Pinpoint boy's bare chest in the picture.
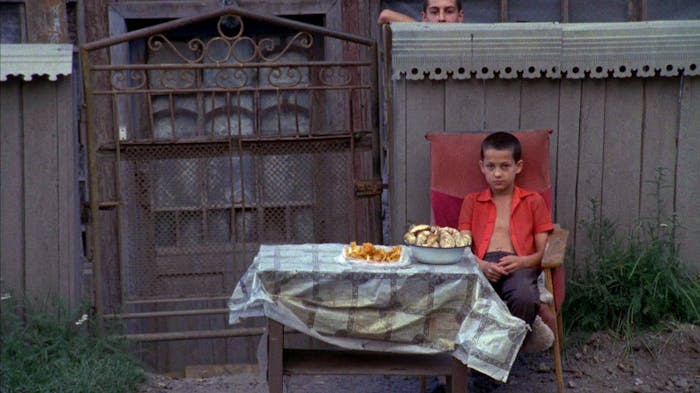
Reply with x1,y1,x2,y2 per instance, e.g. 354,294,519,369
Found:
487,197,514,252
493,199,511,231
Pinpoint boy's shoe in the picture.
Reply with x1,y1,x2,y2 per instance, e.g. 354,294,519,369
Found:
520,315,554,353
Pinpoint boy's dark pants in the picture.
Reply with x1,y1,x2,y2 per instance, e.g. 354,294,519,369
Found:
483,251,539,325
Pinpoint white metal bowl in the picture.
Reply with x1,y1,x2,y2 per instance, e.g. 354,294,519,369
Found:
406,244,468,265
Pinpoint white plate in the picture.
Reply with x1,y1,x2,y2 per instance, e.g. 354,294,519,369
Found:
335,245,411,268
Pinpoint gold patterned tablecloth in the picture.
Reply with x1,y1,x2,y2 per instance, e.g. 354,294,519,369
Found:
229,243,528,382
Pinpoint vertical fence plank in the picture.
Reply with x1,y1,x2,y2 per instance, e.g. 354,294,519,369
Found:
389,80,408,243
56,77,80,307
404,79,444,231
22,80,61,300
574,79,606,272
0,79,25,299
555,79,582,238
677,76,700,273
601,78,644,232
640,78,680,223
520,79,561,216
484,79,521,131
444,78,485,131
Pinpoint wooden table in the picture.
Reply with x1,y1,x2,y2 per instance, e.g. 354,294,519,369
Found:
229,244,528,392
267,319,468,393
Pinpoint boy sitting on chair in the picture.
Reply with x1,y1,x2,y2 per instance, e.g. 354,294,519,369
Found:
458,131,554,352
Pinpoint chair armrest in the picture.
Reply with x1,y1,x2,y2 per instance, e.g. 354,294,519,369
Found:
542,224,569,269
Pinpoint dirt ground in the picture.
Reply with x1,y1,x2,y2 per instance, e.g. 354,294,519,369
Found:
138,324,699,393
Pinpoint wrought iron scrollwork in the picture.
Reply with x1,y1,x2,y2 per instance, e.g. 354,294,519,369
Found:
145,14,314,65
111,69,147,90
258,32,313,63
213,68,249,88
319,66,352,86
158,69,197,89
267,67,304,87
148,34,207,64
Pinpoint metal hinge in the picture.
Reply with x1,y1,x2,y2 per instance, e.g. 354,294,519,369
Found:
354,180,386,198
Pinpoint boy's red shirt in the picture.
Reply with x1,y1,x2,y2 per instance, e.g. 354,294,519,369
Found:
458,186,554,259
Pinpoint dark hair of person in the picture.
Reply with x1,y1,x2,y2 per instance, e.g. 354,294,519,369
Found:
481,132,522,162
423,0,463,12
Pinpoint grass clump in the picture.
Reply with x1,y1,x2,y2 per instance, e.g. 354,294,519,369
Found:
564,169,700,338
1,297,144,393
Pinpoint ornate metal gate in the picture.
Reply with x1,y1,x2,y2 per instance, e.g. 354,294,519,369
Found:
81,6,381,368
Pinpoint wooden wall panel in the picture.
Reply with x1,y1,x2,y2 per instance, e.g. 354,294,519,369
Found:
0,79,24,299
676,77,700,274
26,0,68,43
519,79,560,215
405,79,444,231
22,80,61,299
1,77,80,307
640,78,680,221
444,78,485,131
555,79,582,236
164,303,217,371
484,79,521,130
389,80,407,243
601,79,644,231
571,79,606,271
56,77,81,305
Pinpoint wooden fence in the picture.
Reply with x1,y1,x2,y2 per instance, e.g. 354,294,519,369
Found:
389,75,700,274
0,76,84,307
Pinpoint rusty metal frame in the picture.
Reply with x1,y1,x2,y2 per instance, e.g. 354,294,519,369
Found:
81,6,381,340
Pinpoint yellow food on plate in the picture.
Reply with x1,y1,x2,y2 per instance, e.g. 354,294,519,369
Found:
344,241,402,263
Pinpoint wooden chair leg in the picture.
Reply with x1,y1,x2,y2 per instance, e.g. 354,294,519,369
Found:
420,376,426,393
557,311,565,351
545,269,565,393
550,306,564,393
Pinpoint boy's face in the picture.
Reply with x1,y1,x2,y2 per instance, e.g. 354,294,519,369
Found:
479,148,523,194
422,0,464,23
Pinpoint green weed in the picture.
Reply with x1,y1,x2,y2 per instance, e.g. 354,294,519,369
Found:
0,297,144,393
563,169,700,338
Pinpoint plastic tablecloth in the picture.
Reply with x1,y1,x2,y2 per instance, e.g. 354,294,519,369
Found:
229,243,528,382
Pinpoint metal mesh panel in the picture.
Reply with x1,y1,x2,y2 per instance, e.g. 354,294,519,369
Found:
119,141,352,299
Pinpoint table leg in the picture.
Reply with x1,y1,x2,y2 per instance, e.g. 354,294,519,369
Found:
267,319,284,393
450,358,468,393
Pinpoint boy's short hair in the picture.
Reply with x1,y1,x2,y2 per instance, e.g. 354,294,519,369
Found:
423,0,463,12
480,131,522,162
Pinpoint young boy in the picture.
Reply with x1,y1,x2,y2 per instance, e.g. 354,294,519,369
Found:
458,131,554,352
378,0,464,24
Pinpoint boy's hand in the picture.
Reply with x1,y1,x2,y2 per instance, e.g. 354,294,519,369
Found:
496,255,525,273
478,258,508,282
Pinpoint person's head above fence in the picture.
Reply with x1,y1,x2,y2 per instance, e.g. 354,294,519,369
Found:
378,0,464,24
421,0,464,23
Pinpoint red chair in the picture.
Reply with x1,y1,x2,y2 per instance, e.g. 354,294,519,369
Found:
426,129,568,393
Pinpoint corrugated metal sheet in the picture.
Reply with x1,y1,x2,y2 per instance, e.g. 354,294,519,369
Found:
0,44,72,81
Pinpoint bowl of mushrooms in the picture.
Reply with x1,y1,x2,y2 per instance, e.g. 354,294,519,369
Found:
403,224,472,265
